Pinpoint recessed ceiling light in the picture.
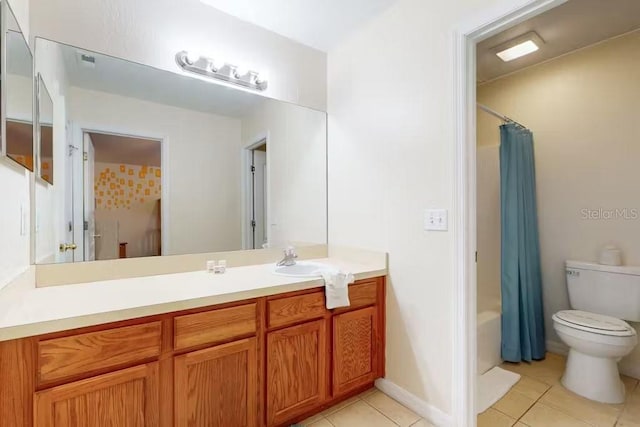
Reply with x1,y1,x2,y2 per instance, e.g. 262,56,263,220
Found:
493,32,544,62
496,40,539,61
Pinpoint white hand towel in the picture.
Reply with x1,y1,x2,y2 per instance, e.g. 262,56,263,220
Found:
320,270,355,309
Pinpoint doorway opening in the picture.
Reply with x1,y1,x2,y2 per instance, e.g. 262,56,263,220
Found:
455,0,640,425
83,131,162,261
246,139,268,250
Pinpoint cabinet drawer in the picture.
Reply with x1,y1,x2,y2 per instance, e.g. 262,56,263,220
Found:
174,303,257,351
268,292,327,329
38,322,162,384
334,280,378,313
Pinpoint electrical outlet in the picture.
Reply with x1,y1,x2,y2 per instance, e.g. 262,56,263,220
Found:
424,209,448,231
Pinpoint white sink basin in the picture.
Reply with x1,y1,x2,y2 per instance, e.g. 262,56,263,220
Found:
273,261,328,278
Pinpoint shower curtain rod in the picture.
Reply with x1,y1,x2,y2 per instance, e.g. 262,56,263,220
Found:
477,103,528,130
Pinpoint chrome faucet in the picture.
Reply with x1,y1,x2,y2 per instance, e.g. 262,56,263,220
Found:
277,246,298,267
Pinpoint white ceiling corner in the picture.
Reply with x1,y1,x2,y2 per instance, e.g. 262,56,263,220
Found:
199,0,398,51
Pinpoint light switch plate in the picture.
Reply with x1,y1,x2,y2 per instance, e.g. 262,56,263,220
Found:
424,209,448,231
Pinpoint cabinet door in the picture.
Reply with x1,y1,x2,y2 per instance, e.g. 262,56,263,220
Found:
174,338,257,427
267,319,328,426
34,362,159,427
333,307,379,396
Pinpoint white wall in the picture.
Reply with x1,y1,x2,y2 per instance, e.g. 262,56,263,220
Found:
327,0,533,417
28,0,327,111
6,74,33,122
477,30,640,378
7,0,29,40
476,145,501,313
0,0,31,290
0,164,30,289
67,87,242,256
94,161,161,259
241,100,327,248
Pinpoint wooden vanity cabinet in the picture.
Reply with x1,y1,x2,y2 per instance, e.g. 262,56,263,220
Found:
174,338,258,427
34,362,160,427
0,276,385,427
332,306,380,397
266,319,328,426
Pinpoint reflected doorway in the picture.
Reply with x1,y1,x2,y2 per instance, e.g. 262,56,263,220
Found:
249,139,267,249
83,131,162,260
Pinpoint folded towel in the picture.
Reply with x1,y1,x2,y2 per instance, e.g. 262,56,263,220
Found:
320,270,355,309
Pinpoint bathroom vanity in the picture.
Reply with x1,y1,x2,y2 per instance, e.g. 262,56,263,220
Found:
0,256,386,427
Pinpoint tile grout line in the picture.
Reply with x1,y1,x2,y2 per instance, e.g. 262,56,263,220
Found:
360,397,403,427
517,377,554,422
490,374,553,423
323,395,363,418
614,378,639,426
322,415,337,427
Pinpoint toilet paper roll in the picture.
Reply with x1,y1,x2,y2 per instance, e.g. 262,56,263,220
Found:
599,245,622,266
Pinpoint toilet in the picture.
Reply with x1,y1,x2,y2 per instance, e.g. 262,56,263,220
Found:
552,260,639,404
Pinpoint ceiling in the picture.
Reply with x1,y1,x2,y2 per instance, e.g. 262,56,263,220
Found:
48,40,268,118
199,0,397,51
477,0,640,83
90,133,162,167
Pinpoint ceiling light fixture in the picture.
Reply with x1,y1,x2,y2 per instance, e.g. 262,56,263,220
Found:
493,32,544,62
175,51,268,91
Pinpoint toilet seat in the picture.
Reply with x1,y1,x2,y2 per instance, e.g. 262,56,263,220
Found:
553,310,636,337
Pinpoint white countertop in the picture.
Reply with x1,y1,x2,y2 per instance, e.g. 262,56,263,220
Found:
0,257,386,342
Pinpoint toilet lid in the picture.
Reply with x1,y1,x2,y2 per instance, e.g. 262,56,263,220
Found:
553,310,635,336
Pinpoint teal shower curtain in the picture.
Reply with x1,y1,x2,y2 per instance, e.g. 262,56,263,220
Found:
500,123,546,362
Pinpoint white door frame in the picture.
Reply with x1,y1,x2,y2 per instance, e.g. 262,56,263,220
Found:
72,121,170,260
451,1,567,425
241,132,269,250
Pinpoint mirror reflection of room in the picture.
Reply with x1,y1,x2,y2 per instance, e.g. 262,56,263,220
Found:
4,8,33,171
86,133,162,260
37,75,54,184
34,38,327,264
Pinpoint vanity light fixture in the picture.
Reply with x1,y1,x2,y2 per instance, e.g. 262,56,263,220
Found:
493,32,544,62
175,51,268,91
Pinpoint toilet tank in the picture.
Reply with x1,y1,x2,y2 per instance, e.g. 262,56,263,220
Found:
566,260,640,322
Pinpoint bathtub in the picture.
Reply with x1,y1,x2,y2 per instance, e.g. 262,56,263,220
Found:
478,309,502,374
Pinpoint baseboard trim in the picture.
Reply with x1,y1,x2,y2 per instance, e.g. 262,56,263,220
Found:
375,378,453,427
621,364,640,380
546,339,568,356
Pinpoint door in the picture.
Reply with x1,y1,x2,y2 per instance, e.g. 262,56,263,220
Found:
267,319,327,426
251,149,267,249
174,338,257,427
58,133,75,263
34,363,159,427
332,307,379,396
83,133,96,261
95,219,119,260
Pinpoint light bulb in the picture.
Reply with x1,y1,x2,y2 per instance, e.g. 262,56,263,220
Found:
234,66,247,79
185,51,200,65
256,72,268,84
210,59,224,72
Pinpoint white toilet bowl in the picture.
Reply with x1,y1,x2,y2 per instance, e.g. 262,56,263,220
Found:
553,310,637,404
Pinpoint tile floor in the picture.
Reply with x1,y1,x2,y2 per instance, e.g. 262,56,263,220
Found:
298,388,433,427
298,352,640,427
479,352,640,427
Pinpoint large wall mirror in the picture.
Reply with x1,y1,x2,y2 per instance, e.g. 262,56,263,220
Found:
2,2,33,171
34,38,327,264
37,74,54,184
